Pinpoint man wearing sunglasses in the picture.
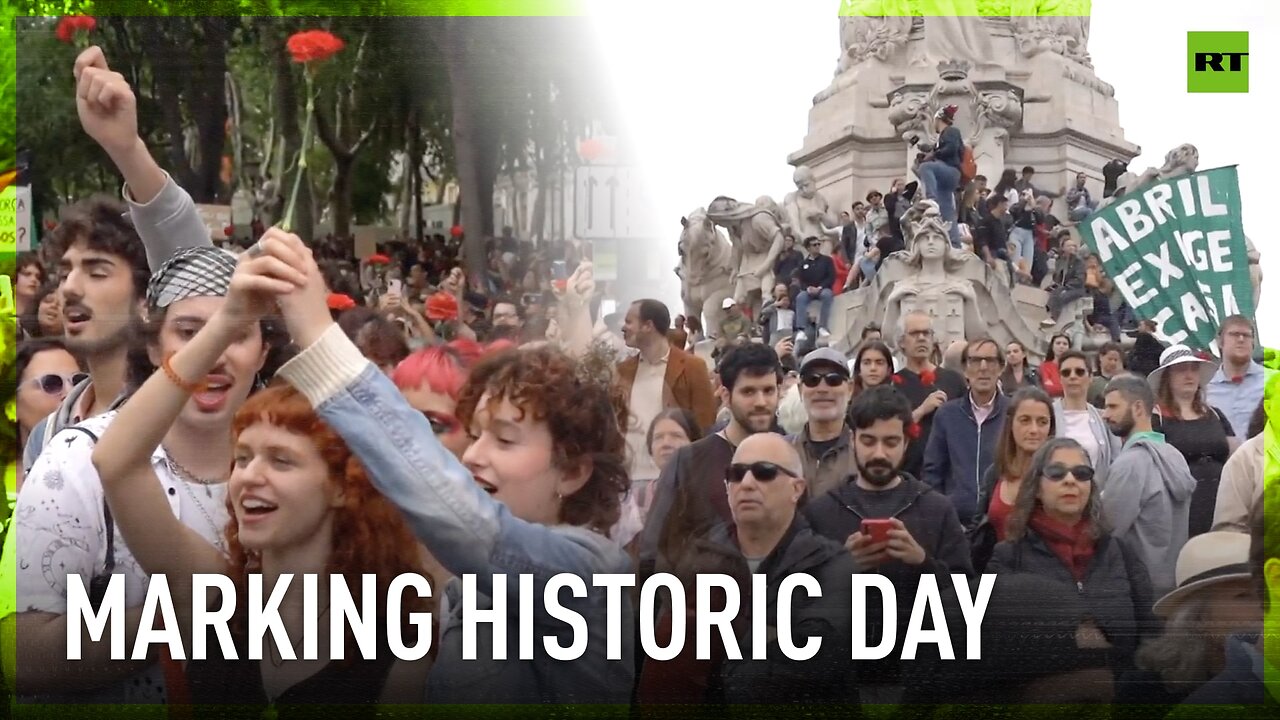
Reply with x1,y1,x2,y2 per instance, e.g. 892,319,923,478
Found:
717,433,858,704
805,386,972,705
1100,375,1196,597
790,348,857,498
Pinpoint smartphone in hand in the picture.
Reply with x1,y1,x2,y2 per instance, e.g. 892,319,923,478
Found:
861,519,895,545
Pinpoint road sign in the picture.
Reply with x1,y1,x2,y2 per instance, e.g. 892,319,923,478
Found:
573,165,651,240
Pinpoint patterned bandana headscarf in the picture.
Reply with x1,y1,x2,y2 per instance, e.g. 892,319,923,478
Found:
146,246,238,314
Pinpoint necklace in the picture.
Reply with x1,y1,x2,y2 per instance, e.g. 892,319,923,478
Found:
163,449,224,498
177,477,227,556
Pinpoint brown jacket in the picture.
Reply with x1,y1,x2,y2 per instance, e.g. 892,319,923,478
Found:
617,346,717,431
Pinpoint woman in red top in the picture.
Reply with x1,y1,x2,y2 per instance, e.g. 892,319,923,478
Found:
1040,333,1071,397
970,387,1055,570
832,250,850,294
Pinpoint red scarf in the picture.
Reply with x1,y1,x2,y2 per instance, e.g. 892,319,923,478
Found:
1028,508,1095,582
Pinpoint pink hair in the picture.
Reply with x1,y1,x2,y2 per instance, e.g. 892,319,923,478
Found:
392,339,515,398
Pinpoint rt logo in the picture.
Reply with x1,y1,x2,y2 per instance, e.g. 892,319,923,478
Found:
1188,31,1249,93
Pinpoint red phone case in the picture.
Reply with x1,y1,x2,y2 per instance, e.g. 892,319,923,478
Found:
861,519,894,543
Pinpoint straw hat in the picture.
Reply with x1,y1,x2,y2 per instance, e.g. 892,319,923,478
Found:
1146,344,1218,391
1153,531,1253,617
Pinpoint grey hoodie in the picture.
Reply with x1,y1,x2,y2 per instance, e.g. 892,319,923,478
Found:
1100,435,1196,598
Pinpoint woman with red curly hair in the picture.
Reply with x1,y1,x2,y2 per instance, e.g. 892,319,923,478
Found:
257,231,635,703
90,230,430,709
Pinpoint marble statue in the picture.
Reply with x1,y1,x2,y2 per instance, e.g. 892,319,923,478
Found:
784,166,839,254
837,13,912,74
911,12,997,68
705,195,788,316
826,200,1095,359
1010,0,1093,67
677,208,735,339
883,201,985,346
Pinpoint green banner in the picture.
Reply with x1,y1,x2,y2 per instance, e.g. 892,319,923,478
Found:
1077,165,1253,352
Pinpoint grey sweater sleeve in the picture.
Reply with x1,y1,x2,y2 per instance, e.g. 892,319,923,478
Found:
122,172,212,271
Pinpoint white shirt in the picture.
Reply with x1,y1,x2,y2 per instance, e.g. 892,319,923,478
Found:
9,411,229,704
625,348,670,481
1061,408,1102,468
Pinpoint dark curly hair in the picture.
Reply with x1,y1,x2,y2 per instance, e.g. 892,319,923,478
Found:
454,345,630,535
46,196,149,300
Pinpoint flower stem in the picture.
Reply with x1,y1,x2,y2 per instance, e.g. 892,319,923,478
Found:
281,71,315,234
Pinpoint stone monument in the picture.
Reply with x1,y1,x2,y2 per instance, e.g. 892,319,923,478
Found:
676,208,735,338
704,195,789,318
829,200,1093,359
783,165,840,254
799,3,1137,223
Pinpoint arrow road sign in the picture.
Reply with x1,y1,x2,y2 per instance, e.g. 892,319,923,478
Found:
574,165,652,240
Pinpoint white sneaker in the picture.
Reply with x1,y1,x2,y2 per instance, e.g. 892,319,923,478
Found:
818,328,830,338
795,330,808,344
1040,318,1057,328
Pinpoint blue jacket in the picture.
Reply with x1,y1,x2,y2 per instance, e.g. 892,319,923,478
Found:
922,393,1008,523
277,325,635,704
935,125,964,168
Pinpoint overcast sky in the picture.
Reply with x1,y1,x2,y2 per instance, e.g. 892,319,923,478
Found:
586,0,1275,343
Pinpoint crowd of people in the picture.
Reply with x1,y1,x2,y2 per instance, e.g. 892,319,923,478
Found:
0,46,1276,716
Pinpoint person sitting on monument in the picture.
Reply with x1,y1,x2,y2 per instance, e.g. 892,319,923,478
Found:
915,105,964,246
1085,253,1123,342
1042,234,1088,328
793,236,835,343
772,234,803,297
1014,165,1065,202
973,194,1019,286
1067,171,1099,222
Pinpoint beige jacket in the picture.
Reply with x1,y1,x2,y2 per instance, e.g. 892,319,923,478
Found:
1211,433,1265,533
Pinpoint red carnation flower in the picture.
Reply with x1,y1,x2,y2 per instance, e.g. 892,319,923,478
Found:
920,369,936,387
449,225,463,238
55,15,96,44
326,293,356,311
223,225,235,237
891,374,904,386
367,253,392,266
286,30,345,64
907,422,922,440
44,219,57,231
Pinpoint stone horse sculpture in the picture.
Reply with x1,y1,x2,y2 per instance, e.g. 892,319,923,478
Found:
676,208,735,338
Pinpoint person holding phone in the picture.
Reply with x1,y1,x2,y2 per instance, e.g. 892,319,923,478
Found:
805,385,973,704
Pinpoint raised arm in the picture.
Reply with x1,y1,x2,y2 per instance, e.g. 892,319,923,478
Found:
268,238,623,595
75,46,210,269
91,233,306,581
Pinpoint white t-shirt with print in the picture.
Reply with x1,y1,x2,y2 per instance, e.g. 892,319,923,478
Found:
9,411,229,704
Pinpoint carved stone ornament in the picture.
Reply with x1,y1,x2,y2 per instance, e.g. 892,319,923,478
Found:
837,14,912,75
887,61,1023,143
1010,11,1092,68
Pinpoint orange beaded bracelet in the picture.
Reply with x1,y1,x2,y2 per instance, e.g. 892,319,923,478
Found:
161,352,208,394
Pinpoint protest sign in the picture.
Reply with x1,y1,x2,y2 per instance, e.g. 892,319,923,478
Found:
0,185,33,253
1077,166,1252,351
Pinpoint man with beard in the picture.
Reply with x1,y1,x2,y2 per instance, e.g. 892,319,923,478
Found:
24,47,211,469
923,337,1009,524
805,385,972,705
1100,375,1196,597
640,343,782,580
790,348,857,498
894,311,967,480
617,298,717,484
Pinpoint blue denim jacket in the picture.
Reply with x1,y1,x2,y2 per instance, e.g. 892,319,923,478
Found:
278,325,635,703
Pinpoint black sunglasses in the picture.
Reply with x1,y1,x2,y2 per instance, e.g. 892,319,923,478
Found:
1043,463,1095,483
27,372,88,395
422,410,460,436
802,372,847,388
726,462,799,484
1060,367,1090,378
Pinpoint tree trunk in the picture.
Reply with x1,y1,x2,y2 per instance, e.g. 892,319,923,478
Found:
192,17,230,203
431,18,489,286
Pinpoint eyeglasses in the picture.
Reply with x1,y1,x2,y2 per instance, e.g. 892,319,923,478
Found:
1060,367,1090,378
1224,331,1254,341
1043,463,1095,483
422,410,460,436
725,462,799,484
802,372,847,388
25,373,88,395
965,356,1001,367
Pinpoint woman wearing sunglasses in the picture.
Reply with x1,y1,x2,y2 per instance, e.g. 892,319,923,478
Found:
13,340,85,478
989,437,1159,700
